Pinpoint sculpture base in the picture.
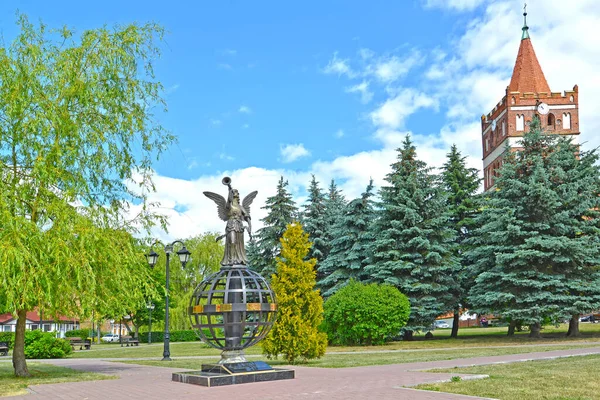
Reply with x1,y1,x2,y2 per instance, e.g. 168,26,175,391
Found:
172,361,294,387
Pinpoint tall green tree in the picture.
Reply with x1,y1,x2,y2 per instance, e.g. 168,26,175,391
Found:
0,15,173,376
301,175,328,265
467,117,600,337
441,145,481,338
248,176,297,278
319,180,376,296
366,136,458,337
261,222,327,364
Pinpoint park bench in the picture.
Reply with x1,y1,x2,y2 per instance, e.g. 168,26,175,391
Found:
122,335,140,347
0,341,8,356
66,337,91,350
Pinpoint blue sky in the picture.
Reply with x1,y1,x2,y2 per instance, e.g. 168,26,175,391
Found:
1,0,598,239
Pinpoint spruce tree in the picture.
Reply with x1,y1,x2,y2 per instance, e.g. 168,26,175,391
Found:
248,176,297,278
317,180,347,282
366,135,459,336
301,175,328,265
319,179,376,297
467,117,600,337
261,222,327,364
441,145,481,338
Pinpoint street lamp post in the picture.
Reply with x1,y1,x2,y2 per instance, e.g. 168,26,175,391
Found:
146,240,191,361
146,302,155,345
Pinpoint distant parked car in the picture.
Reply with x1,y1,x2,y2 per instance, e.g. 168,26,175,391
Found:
433,320,450,329
579,315,596,323
101,334,120,343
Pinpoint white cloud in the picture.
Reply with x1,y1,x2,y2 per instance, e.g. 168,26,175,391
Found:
280,143,311,163
424,0,485,11
239,105,252,114
242,124,250,129
210,119,222,126
322,52,357,78
370,89,437,129
335,129,344,138
218,63,233,70
221,49,237,56
219,153,235,161
345,80,373,103
367,52,423,83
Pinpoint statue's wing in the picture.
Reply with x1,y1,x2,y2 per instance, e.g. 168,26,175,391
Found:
203,191,228,221
242,191,258,217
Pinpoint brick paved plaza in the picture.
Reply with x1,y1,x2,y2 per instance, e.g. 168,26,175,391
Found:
4,346,600,400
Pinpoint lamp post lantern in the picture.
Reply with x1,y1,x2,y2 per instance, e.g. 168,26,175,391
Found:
146,241,191,361
146,302,155,345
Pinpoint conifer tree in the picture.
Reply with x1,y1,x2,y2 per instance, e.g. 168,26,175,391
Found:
261,222,327,364
319,180,376,296
441,145,481,338
366,135,459,337
467,117,600,337
248,176,297,278
301,175,328,265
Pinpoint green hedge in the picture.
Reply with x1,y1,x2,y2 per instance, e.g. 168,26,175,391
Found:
24,330,72,359
65,329,93,338
0,332,15,349
138,330,201,343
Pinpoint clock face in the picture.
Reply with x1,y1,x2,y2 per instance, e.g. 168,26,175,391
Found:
537,102,549,115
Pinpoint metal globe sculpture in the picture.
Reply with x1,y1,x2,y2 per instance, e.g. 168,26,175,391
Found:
189,267,277,353
189,177,277,364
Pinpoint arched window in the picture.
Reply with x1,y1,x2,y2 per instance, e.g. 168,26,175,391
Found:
563,112,571,129
569,95,574,102
511,96,516,105
516,114,524,131
547,113,555,128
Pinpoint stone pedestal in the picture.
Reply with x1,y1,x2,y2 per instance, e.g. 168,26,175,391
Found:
172,361,295,387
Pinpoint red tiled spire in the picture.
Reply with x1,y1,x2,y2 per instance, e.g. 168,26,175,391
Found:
508,5,551,94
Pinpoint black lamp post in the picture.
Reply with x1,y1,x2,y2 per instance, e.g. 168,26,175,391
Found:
146,302,155,345
146,240,191,361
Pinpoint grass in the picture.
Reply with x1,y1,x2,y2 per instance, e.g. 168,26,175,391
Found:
415,354,600,400
119,344,597,369
68,323,600,359
0,363,114,397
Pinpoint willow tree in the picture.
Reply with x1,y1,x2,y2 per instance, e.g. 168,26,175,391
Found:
0,15,173,376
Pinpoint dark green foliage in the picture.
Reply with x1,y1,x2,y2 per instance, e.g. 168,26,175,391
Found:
138,330,201,343
249,176,298,278
301,175,328,265
322,281,410,345
467,117,600,327
441,144,481,336
0,332,15,349
24,331,72,359
64,329,92,338
319,180,376,296
366,135,459,331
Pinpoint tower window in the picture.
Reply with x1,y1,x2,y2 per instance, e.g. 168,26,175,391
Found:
502,121,506,136
570,95,574,102
563,112,571,129
511,96,516,105
516,114,524,131
547,113,555,128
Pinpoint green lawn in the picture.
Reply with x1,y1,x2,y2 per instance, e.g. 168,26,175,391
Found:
415,354,600,400
68,323,600,359
119,344,597,369
0,363,114,397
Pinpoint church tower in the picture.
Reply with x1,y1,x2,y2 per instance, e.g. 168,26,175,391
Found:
481,6,580,191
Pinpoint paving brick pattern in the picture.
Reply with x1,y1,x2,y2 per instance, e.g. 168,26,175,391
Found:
5,346,600,400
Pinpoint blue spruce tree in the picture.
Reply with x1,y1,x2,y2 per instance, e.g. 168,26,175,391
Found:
319,179,376,297
366,135,459,338
467,117,600,338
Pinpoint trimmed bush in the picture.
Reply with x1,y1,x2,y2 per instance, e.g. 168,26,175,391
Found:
0,332,15,349
24,330,72,359
65,328,92,338
138,330,201,343
323,281,411,345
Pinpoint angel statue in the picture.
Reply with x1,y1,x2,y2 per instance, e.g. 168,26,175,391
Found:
204,177,258,266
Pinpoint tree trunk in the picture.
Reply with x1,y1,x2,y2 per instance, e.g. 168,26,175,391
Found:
134,325,139,339
450,308,460,338
566,314,580,337
529,322,542,338
507,320,516,336
403,330,414,341
12,309,30,377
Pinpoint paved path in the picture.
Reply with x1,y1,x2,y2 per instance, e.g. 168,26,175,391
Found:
6,346,600,400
